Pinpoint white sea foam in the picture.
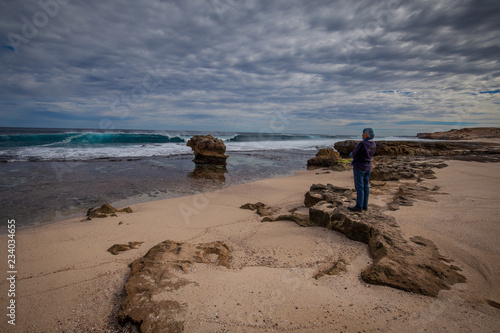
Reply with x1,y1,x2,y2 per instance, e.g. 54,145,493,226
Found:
0,128,419,162
1,139,343,162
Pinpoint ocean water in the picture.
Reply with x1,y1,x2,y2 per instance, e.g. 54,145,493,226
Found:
0,127,416,231
0,127,349,231
0,128,346,162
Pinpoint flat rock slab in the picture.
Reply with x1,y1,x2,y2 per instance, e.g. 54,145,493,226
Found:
119,240,231,332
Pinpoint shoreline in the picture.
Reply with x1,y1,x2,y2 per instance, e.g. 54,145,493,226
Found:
4,136,500,233
0,150,316,232
1,157,499,332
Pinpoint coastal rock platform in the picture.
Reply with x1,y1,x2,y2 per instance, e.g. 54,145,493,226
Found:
239,169,466,298
334,140,500,159
417,127,500,140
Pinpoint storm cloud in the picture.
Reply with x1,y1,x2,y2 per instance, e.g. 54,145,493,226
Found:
1,0,499,135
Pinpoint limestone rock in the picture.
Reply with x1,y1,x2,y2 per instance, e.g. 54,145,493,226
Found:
240,202,265,211
304,183,354,208
261,212,311,227
417,127,500,140
370,163,418,181
370,158,446,181
334,140,500,158
240,202,279,217
86,204,133,219
107,241,144,255
119,240,231,332
387,184,440,211
186,135,228,165
307,148,340,167
306,184,466,297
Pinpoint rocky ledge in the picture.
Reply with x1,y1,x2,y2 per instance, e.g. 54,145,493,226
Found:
186,135,228,166
241,181,465,297
304,184,466,297
334,140,500,158
370,158,447,181
240,159,466,297
417,127,500,140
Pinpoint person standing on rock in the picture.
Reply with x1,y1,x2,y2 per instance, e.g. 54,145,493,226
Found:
348,128,376,212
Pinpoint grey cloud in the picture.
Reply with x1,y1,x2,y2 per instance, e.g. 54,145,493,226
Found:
0,0,498,134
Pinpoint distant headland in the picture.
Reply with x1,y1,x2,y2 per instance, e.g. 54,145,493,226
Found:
417,127,500,140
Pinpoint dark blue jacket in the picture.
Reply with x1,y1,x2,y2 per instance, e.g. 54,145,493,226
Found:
351,139,376,171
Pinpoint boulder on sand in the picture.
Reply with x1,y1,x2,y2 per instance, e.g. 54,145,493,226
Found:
187,135,228,165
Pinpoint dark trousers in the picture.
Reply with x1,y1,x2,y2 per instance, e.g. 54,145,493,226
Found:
353,168,370,209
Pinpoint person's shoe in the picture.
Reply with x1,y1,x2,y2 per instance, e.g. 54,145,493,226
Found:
348,206,362,212
362,207,368,211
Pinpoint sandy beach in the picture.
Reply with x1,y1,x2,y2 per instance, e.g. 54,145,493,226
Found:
2,0,499,329
1,158,499,332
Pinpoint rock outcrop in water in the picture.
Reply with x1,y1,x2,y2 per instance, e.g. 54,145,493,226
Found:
305,184,466,297
307,148,338,166
307,148,351,171
186,135,228,166
417,127,500,140
119,240,231,333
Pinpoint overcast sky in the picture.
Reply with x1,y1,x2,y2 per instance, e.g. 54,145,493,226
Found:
1,0,499,136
